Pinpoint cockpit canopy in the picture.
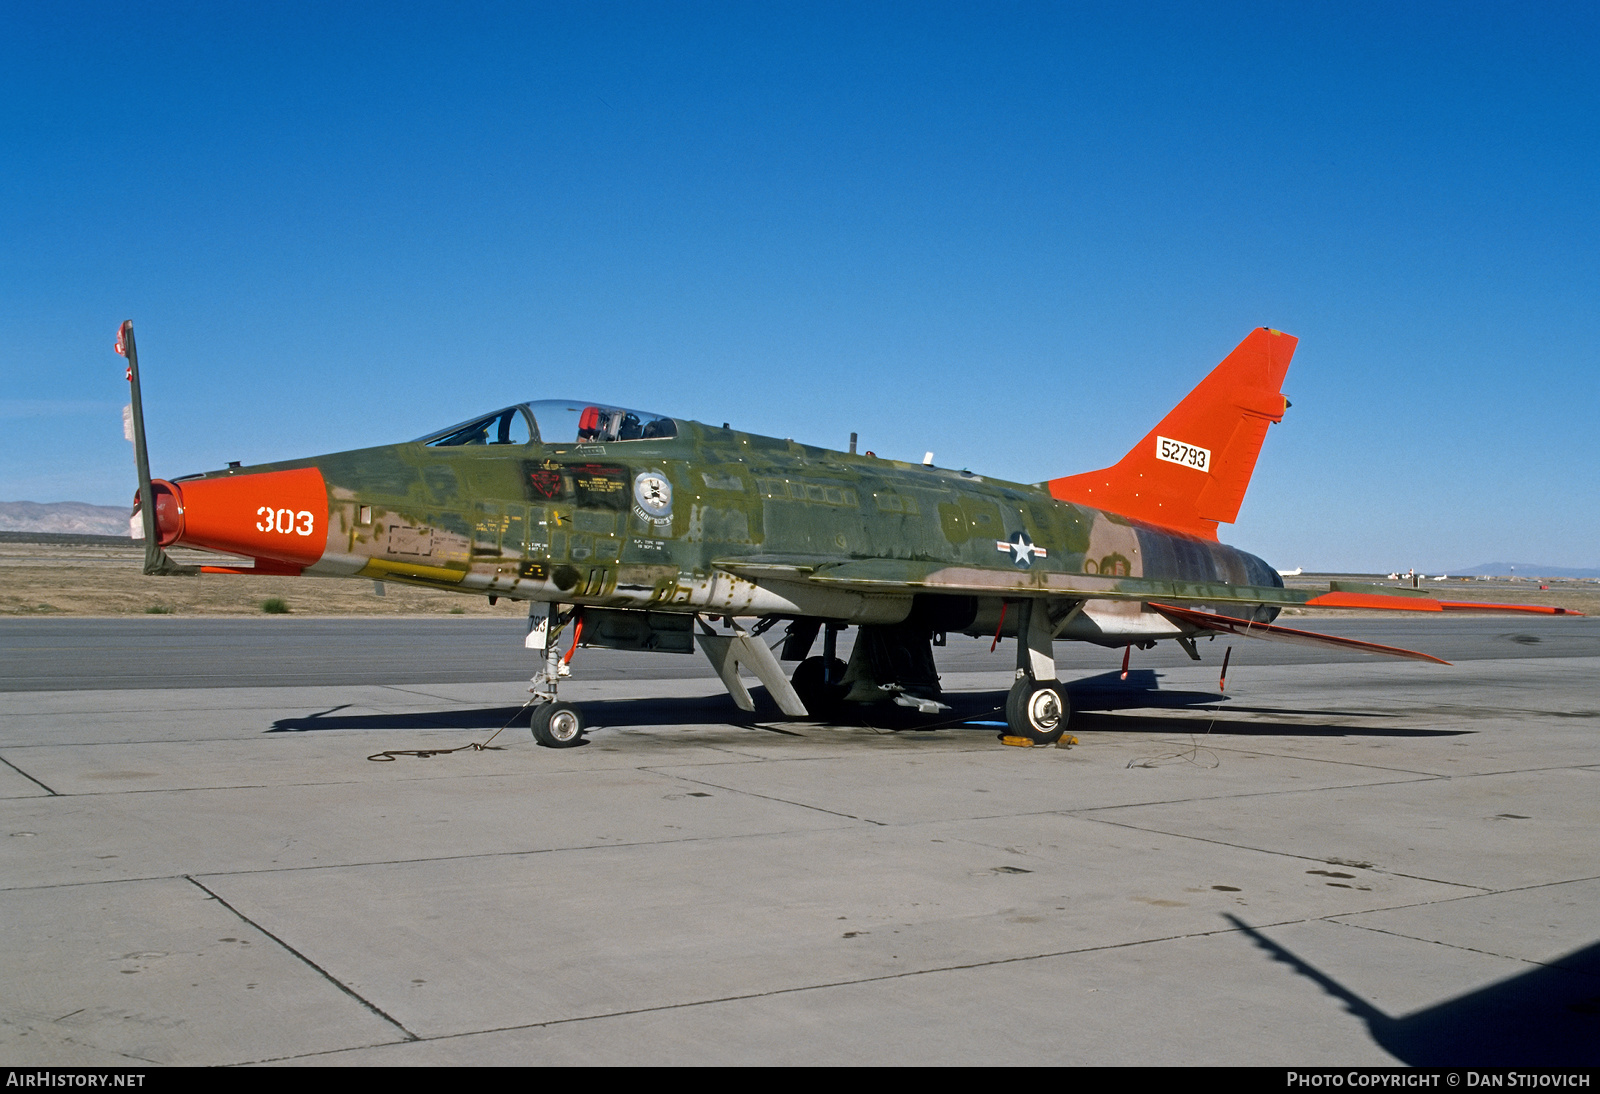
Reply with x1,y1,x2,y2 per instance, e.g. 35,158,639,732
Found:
416,400,678,448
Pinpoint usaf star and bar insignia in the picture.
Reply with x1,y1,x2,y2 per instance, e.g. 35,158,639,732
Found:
996,530,1047,568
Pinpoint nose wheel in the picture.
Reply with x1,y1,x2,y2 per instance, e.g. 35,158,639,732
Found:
527,605,588,747
1005,679,1069,744
531,701,586,748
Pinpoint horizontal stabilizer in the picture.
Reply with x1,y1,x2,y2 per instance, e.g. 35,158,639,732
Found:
1150,603,1449,663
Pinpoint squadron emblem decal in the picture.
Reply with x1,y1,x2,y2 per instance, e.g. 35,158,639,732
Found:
523,462,564,499
997,530,1047,568
633,470,673,526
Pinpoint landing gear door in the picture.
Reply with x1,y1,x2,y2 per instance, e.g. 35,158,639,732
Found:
526,605,550,650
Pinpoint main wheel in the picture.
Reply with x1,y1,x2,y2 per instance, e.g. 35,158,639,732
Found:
1004,679,1069,744
791,656,848,718
531,701,586,747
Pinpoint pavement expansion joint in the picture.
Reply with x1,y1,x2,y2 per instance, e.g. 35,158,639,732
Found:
1334,866,1496,892
1069,816,1495,892
1192,743,1458,779
1331,919,1568,968
171,826,849,883
1484,872,1600,893
5,826,841,892
376,684,519,704
0,752,58,794
1350,871,1600,902
659,774,891,825
1441,761,1600,777
184,874,419,1042
237,1038,416,1068
318,923,1259,1053
1063,773,1447,815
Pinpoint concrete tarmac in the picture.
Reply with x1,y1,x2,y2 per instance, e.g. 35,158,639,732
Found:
2,617,1597,1065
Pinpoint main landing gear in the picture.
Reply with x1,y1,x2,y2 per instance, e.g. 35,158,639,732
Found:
527,604,588,748
1006,679,1068,743
1004,599,1071,745
788,620,848,718
520,600,1072,746
781,618,948,718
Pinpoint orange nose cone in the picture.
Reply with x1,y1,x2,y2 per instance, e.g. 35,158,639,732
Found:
157,467,329,566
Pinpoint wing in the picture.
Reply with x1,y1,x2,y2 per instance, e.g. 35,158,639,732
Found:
716,558,1578,613
1149,602,1450,663
713,558,1580,662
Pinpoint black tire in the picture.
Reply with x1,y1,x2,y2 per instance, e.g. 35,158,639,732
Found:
531,701,586,748
1004,679,1069,744
791,656,848,718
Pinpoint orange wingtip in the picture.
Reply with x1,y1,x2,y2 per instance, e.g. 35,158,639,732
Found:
1437,602,1583,615
1304,592,1443,611
1303,592,1582,615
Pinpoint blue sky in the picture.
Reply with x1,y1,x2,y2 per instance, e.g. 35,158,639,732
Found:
2,2,1595,571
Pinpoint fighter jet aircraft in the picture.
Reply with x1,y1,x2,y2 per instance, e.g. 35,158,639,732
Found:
118,324,1576,747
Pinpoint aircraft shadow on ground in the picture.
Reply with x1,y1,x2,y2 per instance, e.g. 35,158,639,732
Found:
1227,916,1600,1066
266,669,1462,739
268,695,754,734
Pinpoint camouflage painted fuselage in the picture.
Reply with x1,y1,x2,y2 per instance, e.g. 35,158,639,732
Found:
168,417,1284,643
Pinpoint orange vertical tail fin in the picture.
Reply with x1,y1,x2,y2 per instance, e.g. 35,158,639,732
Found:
1046,328,1296,540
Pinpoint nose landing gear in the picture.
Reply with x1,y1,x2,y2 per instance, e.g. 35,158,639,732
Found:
528,604,588,748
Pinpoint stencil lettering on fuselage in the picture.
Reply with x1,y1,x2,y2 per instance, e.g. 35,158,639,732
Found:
386,524,434,557
1083,513,1142,578
571,464,628,510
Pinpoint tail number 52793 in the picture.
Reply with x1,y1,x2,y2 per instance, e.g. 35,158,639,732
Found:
1156,436,1210,471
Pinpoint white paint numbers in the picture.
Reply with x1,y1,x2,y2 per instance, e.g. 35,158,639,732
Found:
256,507,315,536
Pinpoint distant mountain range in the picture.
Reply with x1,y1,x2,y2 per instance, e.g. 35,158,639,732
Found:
0,501,130,537
1447,562,1600,579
